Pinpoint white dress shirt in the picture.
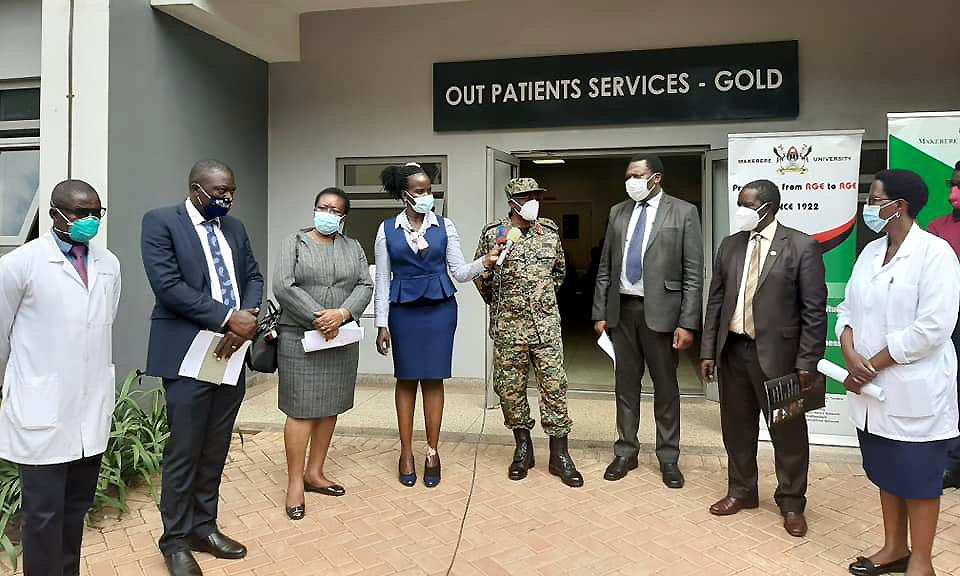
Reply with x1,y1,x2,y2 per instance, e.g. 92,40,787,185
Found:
729,220,778,334
836,224,960,442
185,199,239,326
0,233,121,464
619,190,662,296
374,211,486,328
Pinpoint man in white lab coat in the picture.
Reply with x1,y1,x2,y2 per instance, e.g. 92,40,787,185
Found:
0,180,121,576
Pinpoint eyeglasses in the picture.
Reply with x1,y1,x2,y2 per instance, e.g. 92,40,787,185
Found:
53,205,107,219
866,197,895,207
315,206,345,217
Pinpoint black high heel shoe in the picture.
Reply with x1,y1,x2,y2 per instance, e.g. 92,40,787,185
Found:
398,457,417,487
423,454,441,488
285,503,305,521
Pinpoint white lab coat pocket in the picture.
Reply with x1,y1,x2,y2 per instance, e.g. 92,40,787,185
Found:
883,375,936,419
885,282,919,332
13,375,59,430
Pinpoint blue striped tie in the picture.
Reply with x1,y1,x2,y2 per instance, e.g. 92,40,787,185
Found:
625,202,648,284
202,221,236,308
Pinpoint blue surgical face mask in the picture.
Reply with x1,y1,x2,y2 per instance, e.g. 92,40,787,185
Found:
405,192,435,214
196,185,232,219
55,208,100,243
314,211,343,236
863,200,898,234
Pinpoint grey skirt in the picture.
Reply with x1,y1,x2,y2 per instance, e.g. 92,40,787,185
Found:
277,324,358,419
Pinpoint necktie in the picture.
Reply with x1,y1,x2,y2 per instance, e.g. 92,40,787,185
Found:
743,234,762,338
624,202,648,284
69,245,88,287
202,221,236,308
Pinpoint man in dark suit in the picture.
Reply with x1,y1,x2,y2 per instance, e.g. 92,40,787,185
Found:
592,154,703,488
142,160,263,576
700,179,826,538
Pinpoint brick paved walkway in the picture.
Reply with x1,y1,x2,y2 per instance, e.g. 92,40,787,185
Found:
8,431,960,576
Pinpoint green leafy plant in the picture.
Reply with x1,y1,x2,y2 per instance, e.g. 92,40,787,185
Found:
0,369,167,569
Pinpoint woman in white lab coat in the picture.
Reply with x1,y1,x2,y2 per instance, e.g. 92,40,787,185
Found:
837,170,960,576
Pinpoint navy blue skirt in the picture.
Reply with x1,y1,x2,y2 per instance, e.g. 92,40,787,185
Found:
388,296,457,380
858,427,949,499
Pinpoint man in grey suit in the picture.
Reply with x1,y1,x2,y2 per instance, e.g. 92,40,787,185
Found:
592,154,704,488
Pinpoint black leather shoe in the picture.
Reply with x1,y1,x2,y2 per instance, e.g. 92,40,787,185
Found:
304,481,346,497
604,456,639,481
660,463,684,489
548,436,584,488
188,530,247,560
509,429,535,481
164,551,203,576
848,554,911,575
945,468,960,490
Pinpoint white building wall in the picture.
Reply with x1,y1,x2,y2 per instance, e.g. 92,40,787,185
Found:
268,0,960,379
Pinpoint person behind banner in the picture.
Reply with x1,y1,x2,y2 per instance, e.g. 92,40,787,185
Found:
839,170,960,576
0,180,120,576
926,160,960,491
700,179,827,538
142,160,264,576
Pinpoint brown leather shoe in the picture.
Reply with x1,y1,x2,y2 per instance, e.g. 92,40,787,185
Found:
783,511,807,537
708,496,759,516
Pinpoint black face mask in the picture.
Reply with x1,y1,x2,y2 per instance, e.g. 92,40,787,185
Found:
195,185,232,219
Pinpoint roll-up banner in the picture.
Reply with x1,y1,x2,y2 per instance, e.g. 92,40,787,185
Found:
728,130,864,446
888,112,960,228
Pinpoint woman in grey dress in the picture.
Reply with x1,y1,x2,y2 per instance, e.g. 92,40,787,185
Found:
273,187,373,520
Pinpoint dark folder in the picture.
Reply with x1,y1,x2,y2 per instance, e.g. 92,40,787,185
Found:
763,372,826,427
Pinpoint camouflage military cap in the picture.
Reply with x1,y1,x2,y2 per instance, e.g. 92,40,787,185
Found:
504,177,545,198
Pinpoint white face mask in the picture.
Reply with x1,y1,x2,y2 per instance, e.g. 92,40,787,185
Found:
734,202,770,232
625,175,656,202
512,198,540,222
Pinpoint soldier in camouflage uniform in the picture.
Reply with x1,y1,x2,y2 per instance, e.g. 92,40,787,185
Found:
474,178,583,487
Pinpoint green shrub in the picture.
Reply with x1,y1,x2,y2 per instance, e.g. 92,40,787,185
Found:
0,369,167,569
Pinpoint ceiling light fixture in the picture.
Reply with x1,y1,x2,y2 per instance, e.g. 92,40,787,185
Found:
532,158,565,165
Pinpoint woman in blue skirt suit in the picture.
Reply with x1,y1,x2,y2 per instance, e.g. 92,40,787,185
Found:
375,163,498,487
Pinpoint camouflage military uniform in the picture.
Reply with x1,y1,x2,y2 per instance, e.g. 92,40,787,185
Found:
475,213,573,437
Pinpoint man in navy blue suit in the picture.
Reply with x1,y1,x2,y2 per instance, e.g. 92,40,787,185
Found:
142,160,263,576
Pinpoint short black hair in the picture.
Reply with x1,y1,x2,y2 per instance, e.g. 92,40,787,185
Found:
954,160,960,171
51,179,98,208
875,169,928,219
743,179,781,211
189,159,233,184
314,187,350,214
628,154,664,174
380,163,429,200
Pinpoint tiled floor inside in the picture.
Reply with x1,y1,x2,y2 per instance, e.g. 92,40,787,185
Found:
6,430,959,576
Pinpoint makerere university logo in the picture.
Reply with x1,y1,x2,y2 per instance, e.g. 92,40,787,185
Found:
774,144,813,175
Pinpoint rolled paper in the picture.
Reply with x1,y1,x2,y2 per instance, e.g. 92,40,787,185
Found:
816,359,885,401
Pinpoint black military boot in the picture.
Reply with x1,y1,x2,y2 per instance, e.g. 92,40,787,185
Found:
508,429,535,480
548,436,584,488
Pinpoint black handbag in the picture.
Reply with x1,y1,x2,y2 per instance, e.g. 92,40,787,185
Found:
246,299,281,373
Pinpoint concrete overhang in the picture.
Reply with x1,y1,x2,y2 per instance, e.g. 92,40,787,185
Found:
151,0,472,63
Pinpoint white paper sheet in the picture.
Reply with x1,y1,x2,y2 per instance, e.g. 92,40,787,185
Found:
597,332,616,368
178,330,250,386
816,359,884,401
302,321,365,352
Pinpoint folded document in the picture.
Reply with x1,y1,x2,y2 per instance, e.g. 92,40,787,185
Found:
302,321,365,352
178,330,250,386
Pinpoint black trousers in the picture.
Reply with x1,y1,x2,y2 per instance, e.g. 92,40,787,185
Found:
19,454,103,576
158,376,245,555
947,318,960,472
610,296,681,464
719,334,809,514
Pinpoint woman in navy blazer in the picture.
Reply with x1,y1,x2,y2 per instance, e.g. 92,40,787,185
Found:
374,163,497,487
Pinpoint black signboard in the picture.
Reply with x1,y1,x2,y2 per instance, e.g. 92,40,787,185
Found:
433,41,798,132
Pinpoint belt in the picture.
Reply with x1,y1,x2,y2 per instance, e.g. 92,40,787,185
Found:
620,294,644,301
728,331,755,343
